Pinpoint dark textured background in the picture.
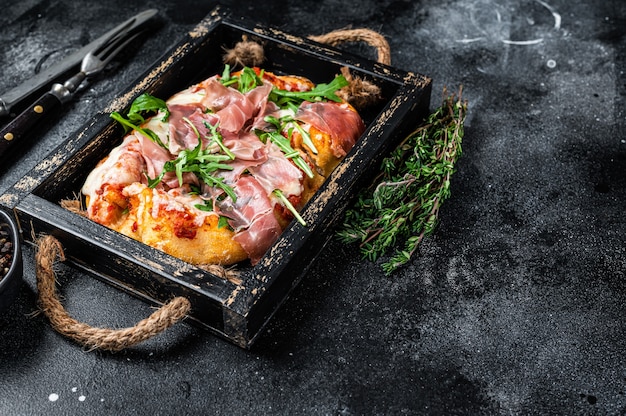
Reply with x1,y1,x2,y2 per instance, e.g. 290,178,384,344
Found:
1,0,625,414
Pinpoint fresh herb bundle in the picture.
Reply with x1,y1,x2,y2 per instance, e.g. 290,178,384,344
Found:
338,88,466,275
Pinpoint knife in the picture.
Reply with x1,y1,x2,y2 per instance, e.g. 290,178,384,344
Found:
0,9,158,118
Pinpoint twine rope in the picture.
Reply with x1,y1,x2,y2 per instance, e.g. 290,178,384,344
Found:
308,28,391,65
309,29,389,106
35,235,191,352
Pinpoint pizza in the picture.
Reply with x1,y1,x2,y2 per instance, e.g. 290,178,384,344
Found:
81,66,365,266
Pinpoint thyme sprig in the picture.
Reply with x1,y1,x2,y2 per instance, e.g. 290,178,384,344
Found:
338,88,466,275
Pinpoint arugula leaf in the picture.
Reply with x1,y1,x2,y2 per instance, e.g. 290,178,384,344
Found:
110,111,167,149
110,93,169,149
217,216,231,229
147,118,238,203
269,75,348,106
238,67,264,93
264,114,318,155
127,93,169,123
221,64,232,84
148,140,236,199
204,121,235,160
258,131,314,178
194,200,213,212
193,200,232,230
219,65,264,93
273,189,306,226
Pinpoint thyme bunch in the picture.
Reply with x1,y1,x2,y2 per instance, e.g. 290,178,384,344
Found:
338,88,466,275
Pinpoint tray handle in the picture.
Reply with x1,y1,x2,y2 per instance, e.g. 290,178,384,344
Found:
35,235,190,352
308,28,392,65
308,29,391,109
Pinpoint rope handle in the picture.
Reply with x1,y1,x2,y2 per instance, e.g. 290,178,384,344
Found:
35,235,190,352
308,28,391,65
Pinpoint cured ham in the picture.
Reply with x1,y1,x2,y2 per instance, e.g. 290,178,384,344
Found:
82,66,365,267
296,101,365,158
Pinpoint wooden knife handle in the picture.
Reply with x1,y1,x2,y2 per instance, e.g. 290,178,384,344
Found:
0,91,63,158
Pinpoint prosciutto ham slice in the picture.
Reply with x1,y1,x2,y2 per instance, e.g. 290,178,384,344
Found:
194,77,274,133
167,104,216,153
296,101,366,158
215,176,283,264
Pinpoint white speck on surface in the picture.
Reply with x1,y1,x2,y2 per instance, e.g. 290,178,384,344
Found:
48,393,59,402
78,395,86,402
71,387,77,393
547,59,556,68
456,37,484,44
536,0,561,29
502,38,543,45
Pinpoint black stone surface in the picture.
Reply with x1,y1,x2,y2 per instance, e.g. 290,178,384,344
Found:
0,0,625,414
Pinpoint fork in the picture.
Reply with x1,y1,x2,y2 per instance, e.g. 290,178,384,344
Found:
0,20,145,159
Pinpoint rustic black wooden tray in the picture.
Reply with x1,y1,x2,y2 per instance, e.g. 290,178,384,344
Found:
0,7,431,348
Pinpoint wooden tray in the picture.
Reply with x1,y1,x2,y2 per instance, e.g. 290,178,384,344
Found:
0,6,431,348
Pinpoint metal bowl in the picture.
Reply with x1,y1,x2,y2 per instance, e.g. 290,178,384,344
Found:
0,208,22,313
